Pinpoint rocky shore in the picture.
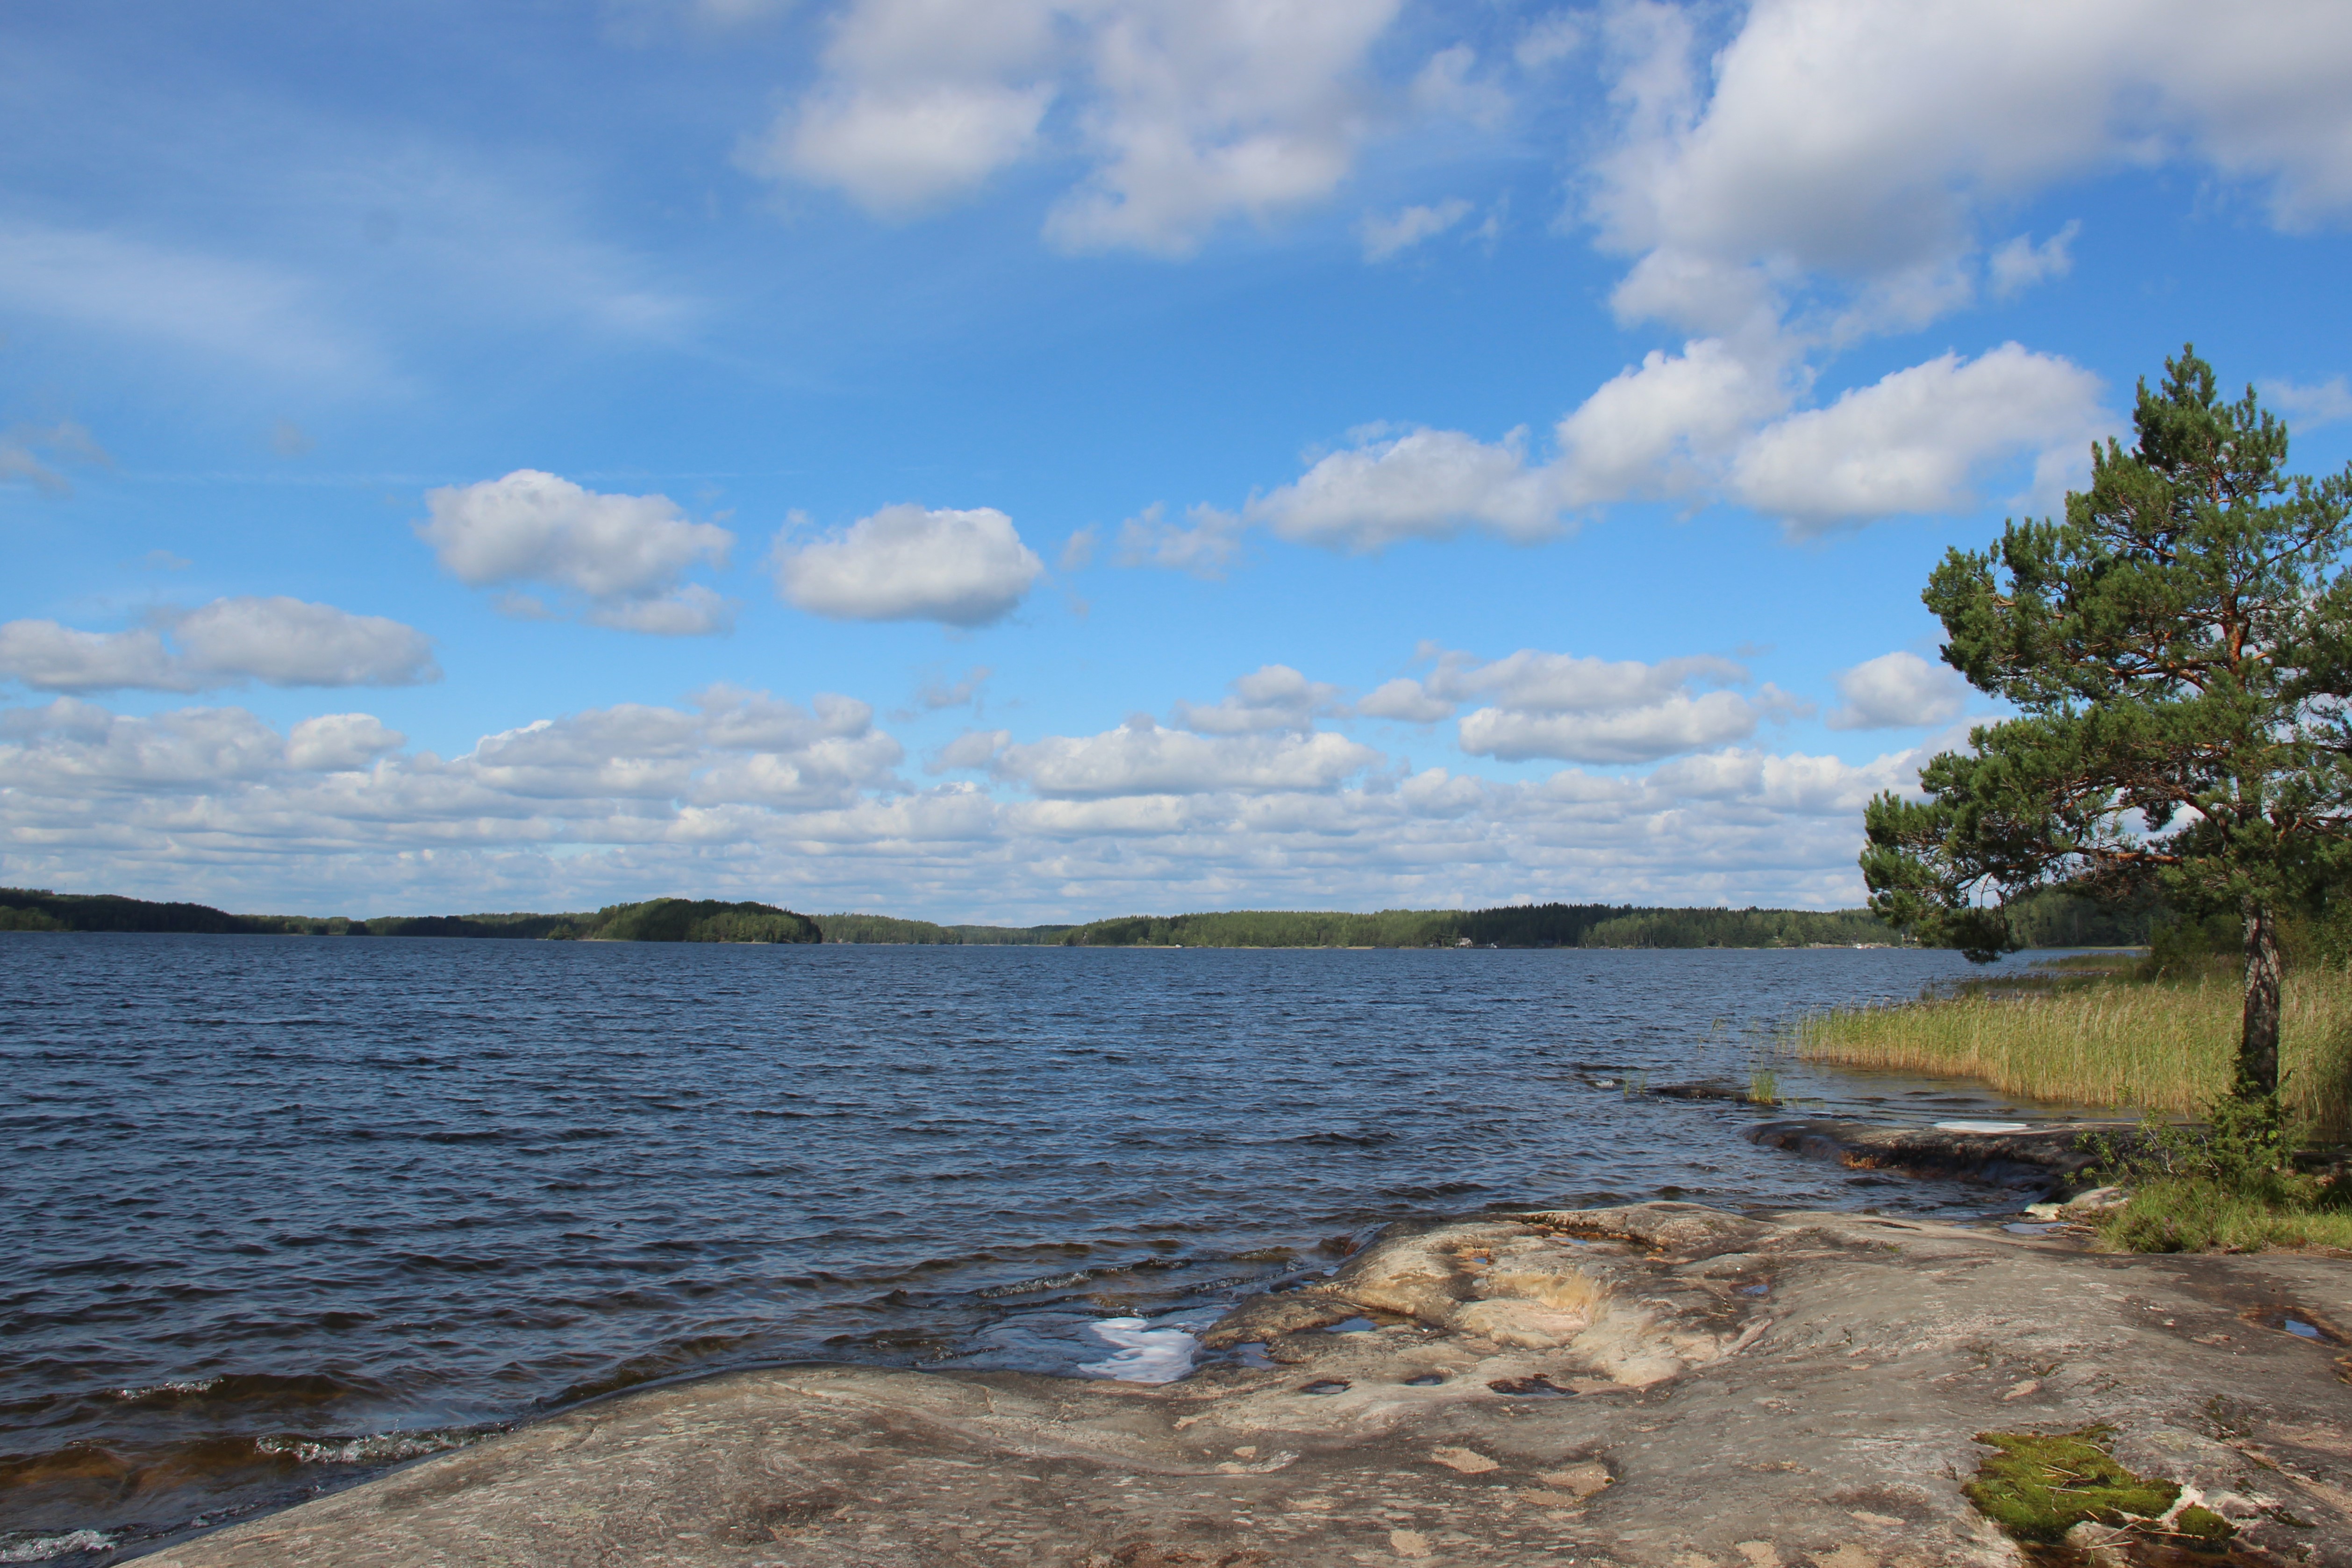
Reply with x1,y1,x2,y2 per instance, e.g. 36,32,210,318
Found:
140,1196,2352,1568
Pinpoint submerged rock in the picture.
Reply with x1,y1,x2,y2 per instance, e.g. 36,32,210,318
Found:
144,1203,2352,1568
1744,1117,2133,1193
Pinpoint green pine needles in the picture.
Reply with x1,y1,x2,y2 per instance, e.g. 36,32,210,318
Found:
1863,345,2352,1105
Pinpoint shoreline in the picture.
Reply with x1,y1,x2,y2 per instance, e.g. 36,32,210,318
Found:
130,1195,2352,1567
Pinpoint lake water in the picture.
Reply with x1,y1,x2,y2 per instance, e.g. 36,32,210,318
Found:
3,935,2087,1561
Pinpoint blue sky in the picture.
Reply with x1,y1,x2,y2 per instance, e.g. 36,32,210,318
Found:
4,0,2351,921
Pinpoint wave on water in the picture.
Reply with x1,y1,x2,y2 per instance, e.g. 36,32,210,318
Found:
1076,1318,1198,1384
975,1269,1097,1298
251,1429,482,1466
0,1531,113,1563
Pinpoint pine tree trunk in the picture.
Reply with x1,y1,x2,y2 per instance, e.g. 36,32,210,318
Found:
2238,896,2282,1102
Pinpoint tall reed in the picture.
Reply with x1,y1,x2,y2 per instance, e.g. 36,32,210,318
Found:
1795,967,2352,1142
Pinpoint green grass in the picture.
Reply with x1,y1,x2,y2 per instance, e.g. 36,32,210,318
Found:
1794,963,2352,1142
2090,1176,2352,1252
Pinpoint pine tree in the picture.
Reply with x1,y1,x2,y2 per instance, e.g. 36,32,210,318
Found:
1863,346,2352,1103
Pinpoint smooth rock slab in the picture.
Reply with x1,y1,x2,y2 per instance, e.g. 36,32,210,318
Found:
141,1205,2352,1567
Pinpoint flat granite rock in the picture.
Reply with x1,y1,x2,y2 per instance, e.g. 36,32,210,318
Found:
140,1205,2352,1568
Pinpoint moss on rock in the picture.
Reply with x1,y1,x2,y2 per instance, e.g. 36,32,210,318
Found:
1965,1426,2223,1547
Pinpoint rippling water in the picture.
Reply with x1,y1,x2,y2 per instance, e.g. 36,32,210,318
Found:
4,934,2084,1561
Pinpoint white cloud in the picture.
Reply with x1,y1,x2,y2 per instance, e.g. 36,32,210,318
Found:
0,598,437,694
173,598,441,688
1730,344,2107,534
1215,337,2105,554
1359,198,1472,262
1428,647,1746,713
1115,502,1245,577
749,0,1405,255
927,728,1011,772
0,624,185,694
776,82,1058,215
1245,427,1563,552
0,419,109,496
1172,665,1342,734
1356,677,1455,724
2262,375,2352,429
1045,0,1406,256
419,471,735,635
1550,336,1795,505
1827,651,1968,730
742,0,1060,214
996,718,1379,797
287,713,406,771
1421,646,1801,766
1987,222,2080,298
775,503,1044,625
1459,691,1760,766
1585,0,2352,336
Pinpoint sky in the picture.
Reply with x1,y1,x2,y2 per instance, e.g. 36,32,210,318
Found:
4,0,2352,923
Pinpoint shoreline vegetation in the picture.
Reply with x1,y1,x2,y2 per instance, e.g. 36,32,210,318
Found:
1,885,2145,950
1797,954,2352,1142
1798,947,2352,1250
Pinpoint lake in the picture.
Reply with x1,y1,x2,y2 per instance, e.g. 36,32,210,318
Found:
3,935,2077,1561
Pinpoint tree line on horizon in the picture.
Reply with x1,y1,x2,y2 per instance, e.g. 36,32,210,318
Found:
2,884,2150,951
0,889,819,944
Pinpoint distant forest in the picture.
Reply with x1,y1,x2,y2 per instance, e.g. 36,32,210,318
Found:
4,885,2153,951
0,890,818,944
821,894,2145,949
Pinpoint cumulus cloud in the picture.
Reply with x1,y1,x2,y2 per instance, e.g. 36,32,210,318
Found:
1827,651,1968,730
775,503,1044,625
996,717,1379,797
927,727,1011,773
1459,691,1764,765
419,471,735,636
745,0,1405,255
1585,0,2352,336
1395,645,1803,766
1245,428,1564,552
2262,375,2352,430
1214,338,2103,553
173,598,442,688
0,623,182,693
1357,677,1456,724
0,598,438,694
1360,199,1472,262
1730,344,2107,534
287,713,406,771
1173,665,1343,734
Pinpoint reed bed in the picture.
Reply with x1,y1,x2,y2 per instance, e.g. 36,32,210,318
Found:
1795,967,2352,1142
